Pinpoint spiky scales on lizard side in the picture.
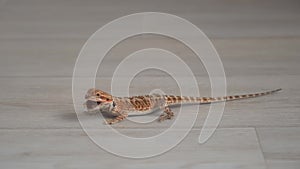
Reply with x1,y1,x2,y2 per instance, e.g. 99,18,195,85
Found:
84,88,282,125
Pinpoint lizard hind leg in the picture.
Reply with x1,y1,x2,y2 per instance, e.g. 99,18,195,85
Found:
159,105,174,122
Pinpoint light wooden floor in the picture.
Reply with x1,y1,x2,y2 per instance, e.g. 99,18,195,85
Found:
0,0,300,168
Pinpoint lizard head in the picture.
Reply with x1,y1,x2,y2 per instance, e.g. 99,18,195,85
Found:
84,88,113,111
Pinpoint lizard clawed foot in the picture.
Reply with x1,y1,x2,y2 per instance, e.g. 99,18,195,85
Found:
105,115,127,125
159,112,174,122
159,106,174,122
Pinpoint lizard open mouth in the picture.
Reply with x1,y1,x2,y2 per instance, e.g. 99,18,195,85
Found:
85,100,101,110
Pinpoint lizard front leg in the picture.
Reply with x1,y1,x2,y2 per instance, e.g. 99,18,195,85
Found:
106,114,128,125
159,105,174,122
105,108,128,125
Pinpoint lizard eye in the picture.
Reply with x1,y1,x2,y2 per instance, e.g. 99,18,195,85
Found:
96,93,100,96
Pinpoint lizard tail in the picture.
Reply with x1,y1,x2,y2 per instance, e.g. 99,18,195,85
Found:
165,88,282,105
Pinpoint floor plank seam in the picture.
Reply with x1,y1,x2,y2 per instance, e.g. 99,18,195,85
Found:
255,127,269,169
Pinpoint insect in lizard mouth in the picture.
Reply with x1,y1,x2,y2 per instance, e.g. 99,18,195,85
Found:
85,100,102,110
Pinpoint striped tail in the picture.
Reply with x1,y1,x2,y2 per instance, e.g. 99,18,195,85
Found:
165,88,282,105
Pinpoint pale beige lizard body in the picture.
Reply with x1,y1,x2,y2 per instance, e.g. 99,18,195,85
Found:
84,88,281,124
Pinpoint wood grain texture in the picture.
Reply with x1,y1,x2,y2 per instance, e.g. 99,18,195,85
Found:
0,0,299,168
0,129,265,169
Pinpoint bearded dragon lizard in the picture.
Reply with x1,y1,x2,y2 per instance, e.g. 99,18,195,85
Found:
84,88,281,124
